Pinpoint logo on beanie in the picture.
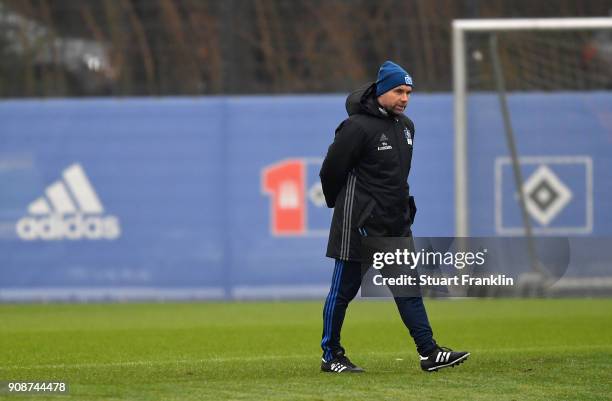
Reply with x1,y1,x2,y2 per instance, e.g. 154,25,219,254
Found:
376,61,413,96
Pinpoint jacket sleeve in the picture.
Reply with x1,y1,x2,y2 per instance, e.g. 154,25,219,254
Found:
319,119,366,208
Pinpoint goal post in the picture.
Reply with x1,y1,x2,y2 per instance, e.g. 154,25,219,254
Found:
452,17,612,237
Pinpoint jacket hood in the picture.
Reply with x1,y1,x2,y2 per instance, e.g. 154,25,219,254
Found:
345,82,371,116
345,82,389,118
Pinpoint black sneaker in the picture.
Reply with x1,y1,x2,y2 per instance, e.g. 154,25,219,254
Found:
419,345,470,372
321,352,365,373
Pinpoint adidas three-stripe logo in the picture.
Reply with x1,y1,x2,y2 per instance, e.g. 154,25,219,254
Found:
330,362,348,372
436,351,452,363
15,163,121,241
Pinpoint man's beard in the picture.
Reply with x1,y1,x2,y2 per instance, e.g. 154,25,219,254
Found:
388,105,405,115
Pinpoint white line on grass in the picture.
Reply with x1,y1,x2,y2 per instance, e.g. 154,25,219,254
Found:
0,354,312,371
2,344,610,371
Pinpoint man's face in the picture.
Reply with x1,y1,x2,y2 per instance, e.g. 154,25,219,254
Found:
377,84,412,115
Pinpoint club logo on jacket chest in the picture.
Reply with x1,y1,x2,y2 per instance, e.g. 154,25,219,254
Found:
404,127,413,145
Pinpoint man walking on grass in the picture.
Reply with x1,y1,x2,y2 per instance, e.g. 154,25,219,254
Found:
319,61,470,373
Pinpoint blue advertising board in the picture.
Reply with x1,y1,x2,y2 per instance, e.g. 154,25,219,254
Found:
0,93,610,300
467,93,612,236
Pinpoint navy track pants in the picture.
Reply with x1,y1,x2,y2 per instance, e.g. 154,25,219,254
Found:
321,259,436,361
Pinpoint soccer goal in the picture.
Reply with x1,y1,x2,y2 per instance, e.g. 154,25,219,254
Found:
452,18,612,238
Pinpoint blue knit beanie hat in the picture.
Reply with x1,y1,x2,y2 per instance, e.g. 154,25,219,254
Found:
375,61,413,96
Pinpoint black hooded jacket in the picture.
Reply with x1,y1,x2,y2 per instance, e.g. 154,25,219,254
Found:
320,83,417,261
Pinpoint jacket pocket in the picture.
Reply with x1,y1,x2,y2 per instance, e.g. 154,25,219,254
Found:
355,198,376,229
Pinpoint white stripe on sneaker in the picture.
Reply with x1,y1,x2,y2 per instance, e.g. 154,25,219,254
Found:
427,352,471,371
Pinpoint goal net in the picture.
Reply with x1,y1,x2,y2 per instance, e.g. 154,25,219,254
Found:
452,18,612,296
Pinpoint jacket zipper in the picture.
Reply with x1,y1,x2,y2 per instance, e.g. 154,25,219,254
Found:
393,118,406,176
393,118,410,206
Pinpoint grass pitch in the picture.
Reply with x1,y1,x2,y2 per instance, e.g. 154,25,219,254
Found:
1,299,611,401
